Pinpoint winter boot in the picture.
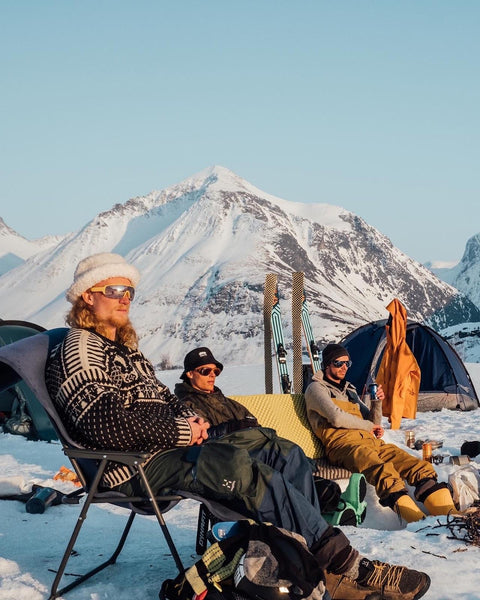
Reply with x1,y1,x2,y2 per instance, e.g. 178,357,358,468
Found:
325,557,431,599
423,486,457,516
395,494,426,523
322,501,358,527
340,473,368,524
314,476,342,513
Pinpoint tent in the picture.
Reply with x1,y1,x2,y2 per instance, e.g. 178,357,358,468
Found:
340,320,479,412
0,319,57,441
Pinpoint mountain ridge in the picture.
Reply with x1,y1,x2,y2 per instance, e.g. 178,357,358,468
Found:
428,234,480,309
2,166,480,368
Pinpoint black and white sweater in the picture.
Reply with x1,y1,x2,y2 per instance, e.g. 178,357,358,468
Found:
45,328,195,487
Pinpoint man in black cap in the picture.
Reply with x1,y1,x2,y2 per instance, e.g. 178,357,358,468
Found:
305,343,457,524
176,347,322,496
176,347,258,430
46,254,431,600
176,347,372,529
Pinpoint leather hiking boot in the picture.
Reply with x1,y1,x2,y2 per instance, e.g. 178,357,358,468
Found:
325,558,431,599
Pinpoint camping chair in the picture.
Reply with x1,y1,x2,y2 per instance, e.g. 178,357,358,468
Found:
0,328,244,599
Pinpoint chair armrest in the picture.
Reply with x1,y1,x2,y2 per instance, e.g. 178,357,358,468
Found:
64,447,152,467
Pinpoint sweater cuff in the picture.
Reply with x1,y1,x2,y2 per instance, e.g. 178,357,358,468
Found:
175,417,193,446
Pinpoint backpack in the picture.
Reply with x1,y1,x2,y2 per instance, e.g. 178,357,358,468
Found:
159,520,326,600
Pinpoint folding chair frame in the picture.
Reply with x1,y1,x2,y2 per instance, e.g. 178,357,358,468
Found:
0,329,243,599
49,447,187,599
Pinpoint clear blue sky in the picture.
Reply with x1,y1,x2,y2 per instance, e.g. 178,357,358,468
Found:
1,1,479,264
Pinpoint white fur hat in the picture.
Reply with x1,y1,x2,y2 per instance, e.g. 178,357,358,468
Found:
66,253,141,303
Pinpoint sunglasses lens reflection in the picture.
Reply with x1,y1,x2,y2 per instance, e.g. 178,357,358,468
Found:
105,286,135,300
196,367,221,376
333,360,352,368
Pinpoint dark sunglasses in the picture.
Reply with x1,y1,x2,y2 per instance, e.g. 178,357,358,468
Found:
90,284,136,301
332,359,352,368
195,367,222,377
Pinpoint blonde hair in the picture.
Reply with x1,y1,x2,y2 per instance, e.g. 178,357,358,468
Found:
66,296,139,350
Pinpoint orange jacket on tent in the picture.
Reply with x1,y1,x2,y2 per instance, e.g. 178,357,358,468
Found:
376,299,421,429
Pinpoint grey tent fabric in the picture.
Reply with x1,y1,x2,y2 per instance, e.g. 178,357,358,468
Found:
340,320,479,412
0,320,57,440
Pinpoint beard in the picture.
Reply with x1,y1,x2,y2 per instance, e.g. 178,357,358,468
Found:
107,311,131,330
95,312,136,347
67,298,139,349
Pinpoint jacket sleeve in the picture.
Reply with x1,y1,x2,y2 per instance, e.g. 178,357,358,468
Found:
369,399,383,425
361,395,383,425
164,389,198,419
305,381,374,433
62,371,194,452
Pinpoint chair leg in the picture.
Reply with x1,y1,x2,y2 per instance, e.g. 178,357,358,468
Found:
49,458,136,599
137,463,185,573
50,459,185,598
49,511,136,599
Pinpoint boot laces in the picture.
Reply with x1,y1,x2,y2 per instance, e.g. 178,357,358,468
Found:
365,560,405,592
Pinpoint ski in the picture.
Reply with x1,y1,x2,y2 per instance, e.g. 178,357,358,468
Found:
264,273,291,394
292,272,321,393
300,284,321,374
263,274,276,394
271,288,292,393
291,272,304,394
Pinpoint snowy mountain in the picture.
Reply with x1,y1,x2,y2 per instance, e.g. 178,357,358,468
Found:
2,166,480,368
424,235,480,363
428,234,480,310
0,217,67,277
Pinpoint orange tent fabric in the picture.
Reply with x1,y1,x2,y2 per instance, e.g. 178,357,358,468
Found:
376,299,421,429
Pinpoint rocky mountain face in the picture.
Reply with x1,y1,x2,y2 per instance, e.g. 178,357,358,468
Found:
429,234,480,310
2,166,479,369
425,235,480,362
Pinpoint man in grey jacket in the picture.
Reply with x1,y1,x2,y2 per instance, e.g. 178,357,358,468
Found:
46,254,431,600
305,343,459,523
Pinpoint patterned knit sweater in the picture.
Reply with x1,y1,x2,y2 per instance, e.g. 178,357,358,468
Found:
45,328,195,487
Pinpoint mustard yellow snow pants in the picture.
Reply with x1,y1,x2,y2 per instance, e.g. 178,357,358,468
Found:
325,430,436,501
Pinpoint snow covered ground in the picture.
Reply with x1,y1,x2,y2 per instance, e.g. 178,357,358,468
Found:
1,363,480,599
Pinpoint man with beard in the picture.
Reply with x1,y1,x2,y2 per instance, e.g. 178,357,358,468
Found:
174,346,366,527
305,343,459,523
45,253,431,600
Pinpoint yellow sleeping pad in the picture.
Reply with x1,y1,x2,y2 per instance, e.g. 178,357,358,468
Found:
230,393,352,480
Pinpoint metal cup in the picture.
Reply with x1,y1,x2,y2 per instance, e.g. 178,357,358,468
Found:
405,431,415,448
422,442,433,462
